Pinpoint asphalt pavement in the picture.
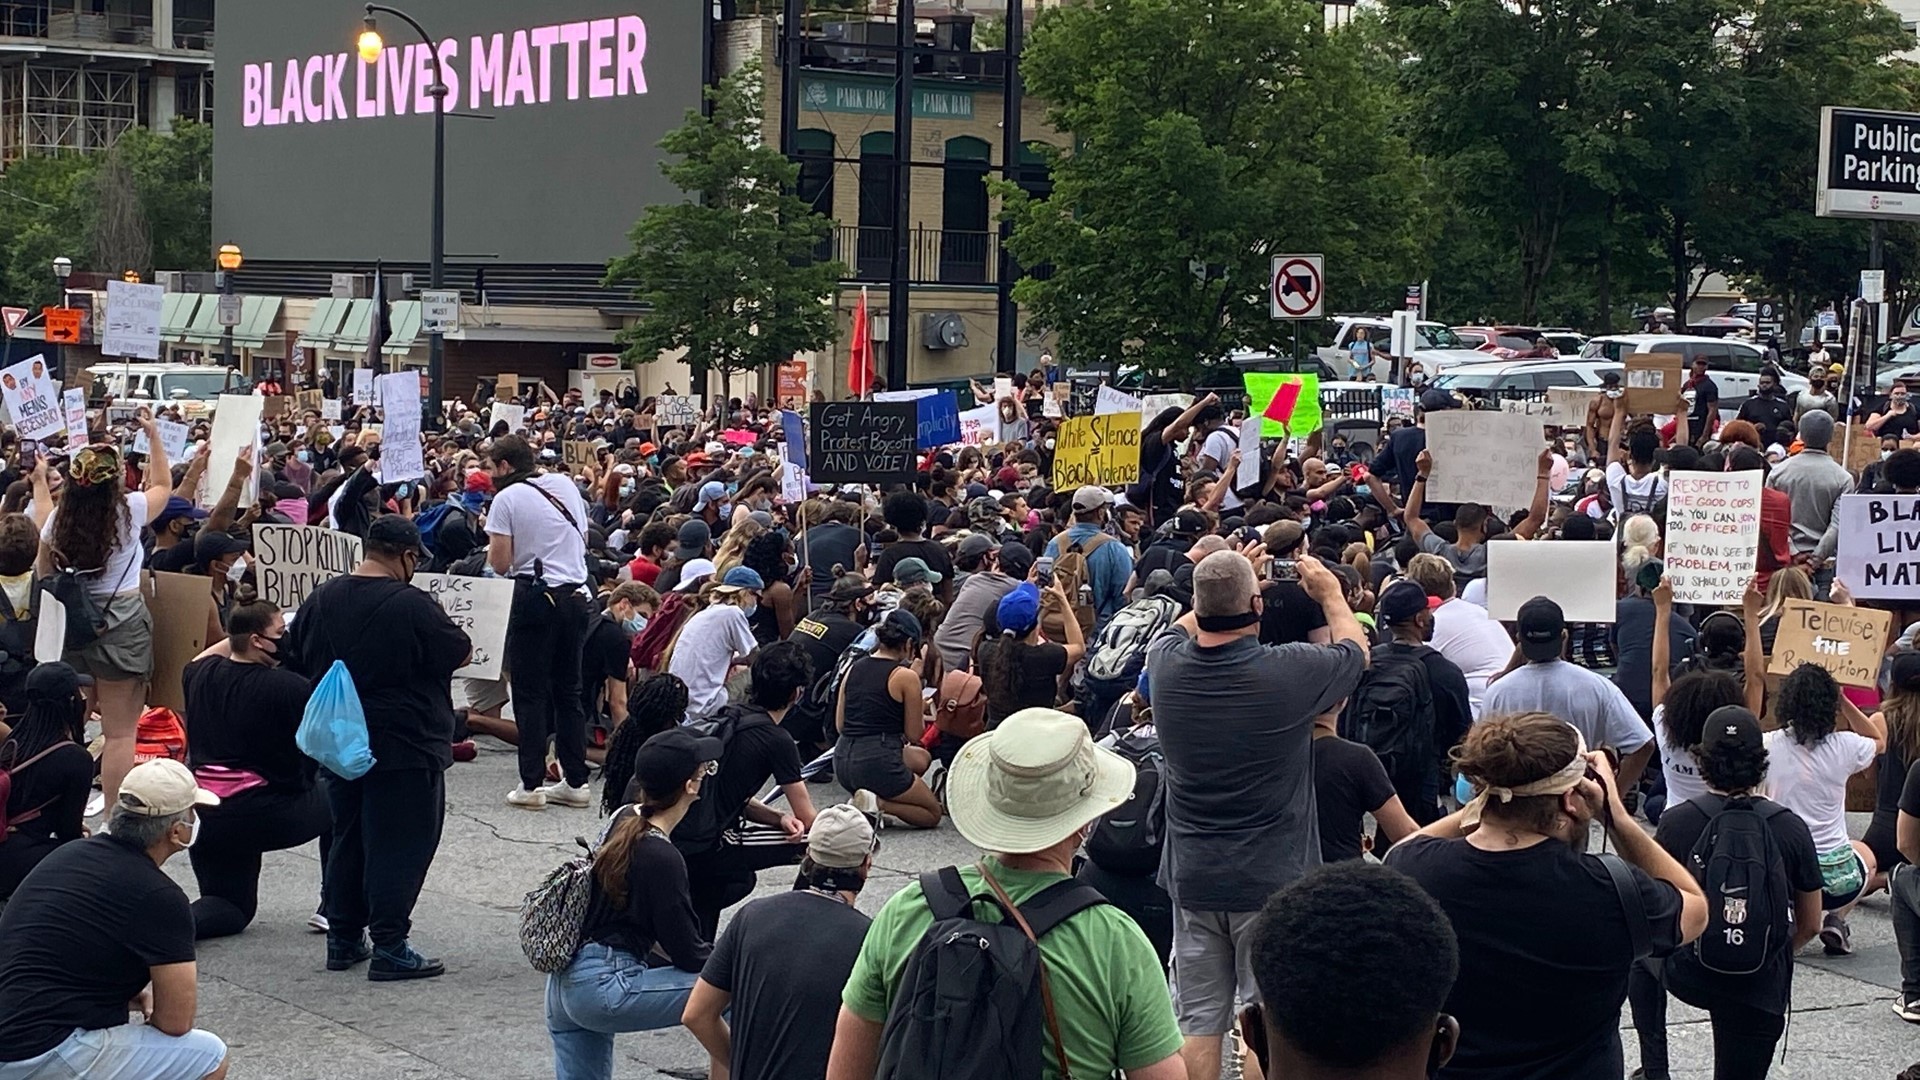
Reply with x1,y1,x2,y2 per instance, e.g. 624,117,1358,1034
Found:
165,736,1920,1079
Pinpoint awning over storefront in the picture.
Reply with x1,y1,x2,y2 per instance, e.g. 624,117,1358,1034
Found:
160,293,200,343
295,297,350,350
232,296,282,350
381,300,422,356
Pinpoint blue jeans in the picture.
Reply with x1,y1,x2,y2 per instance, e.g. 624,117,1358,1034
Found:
0,1025,226,1080
546,943,701,1080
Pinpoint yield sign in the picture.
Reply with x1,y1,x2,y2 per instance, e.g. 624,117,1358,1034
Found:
1270,254,1325,320
0,307,24,336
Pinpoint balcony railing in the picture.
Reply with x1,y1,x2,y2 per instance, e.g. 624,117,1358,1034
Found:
830,225,1001,286
0,4,214,50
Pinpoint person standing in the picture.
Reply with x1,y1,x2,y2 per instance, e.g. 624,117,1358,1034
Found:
1149,550,1367,1080
1794,368,1841,426
288,515,471,982
1767,410,1851,592
1685,357,1721,447
486,434,595,811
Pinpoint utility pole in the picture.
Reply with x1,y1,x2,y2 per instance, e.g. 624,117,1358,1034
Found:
886,0,915,392
994,0,1024,377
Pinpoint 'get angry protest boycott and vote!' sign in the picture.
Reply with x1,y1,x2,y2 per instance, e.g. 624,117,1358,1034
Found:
1837,494,1920,600
1663,471,1762,605
809,401,917,485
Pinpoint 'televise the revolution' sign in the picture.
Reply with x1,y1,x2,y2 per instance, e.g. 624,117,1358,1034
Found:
1819,106,1920,221
809,402,917,485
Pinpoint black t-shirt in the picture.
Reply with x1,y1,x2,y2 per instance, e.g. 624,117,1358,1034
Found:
0,741,91,899
1370,425,1427,499
1882,408,1920,440
790,611,863,687
580,824,710,971
1134,539,1187,586
1312,733,1397,863
1688,375,1720,426
674,707,804,856
872,538,953,596
0,835,197,1061
147,538,198,573
284,575,472,773
978,638,1069,726
1258,580,1327,646
183,656,314,790
1611,595,1695,718
701,890,872,1080
800,522,863,597
1131,437,1181,525
1654,794,1821,1014
581,614,632,720
1385,835,1684,1080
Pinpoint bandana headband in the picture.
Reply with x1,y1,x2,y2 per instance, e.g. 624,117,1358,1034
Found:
1460,728,1588,830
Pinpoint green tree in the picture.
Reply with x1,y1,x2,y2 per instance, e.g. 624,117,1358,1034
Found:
116,121,214,276
997,0,1433,384
0,153,93,309
606,63,844,387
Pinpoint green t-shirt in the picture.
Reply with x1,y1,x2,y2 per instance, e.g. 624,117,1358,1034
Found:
842,857,1183,1079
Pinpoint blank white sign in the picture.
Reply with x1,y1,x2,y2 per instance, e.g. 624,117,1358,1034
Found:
1485,540,1617,623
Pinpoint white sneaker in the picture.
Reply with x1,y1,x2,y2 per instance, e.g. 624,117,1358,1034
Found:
542,780,592,808
506,786,547,810
850,789,882,829
84,791,105,818
307,911,330,934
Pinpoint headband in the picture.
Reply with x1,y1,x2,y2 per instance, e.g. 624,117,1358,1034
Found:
1460,728,1588,831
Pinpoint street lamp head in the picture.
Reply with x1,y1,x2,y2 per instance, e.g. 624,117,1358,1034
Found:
122,270,140,283
358,15,383,64
51,256,71,279
218,243,244,272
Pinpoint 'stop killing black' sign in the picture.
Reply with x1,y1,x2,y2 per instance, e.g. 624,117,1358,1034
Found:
1818,106,1920,221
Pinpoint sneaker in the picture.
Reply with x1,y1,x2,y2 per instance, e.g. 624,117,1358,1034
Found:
1820,911,1853,956
326,933,372,971
450,740,477,763
542,780,592,808
84,791,105,818
850,789,882,829
924,760,949,806
307,909,330,934
368,941,446,982
1896,997,1920,1024
506,786,547,810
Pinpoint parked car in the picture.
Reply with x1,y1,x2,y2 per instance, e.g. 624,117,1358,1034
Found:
1580,334,1808,419
1429,359,1618,407
85,362,244,419
1451,325,1559,358
1538,329,1589,356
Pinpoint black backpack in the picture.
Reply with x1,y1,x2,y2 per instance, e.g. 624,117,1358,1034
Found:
1339,642,1436,774
1684,794,1794,976
1084,729,1165,877
877,865,1106,1080
664,709,746,856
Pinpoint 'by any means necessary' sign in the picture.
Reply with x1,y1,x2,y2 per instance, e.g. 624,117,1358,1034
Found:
1836,493,1920,599
809,401,917,485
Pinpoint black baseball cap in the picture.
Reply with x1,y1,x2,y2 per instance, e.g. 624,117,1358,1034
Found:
1892,651,1920,693
996,540,1035,580
1419,388,1456,413
1378,580,1436,625
1516,596,1566,662
1600,370,1622,385
193,528,250,565
1700,706,1763,757
634,728,723,794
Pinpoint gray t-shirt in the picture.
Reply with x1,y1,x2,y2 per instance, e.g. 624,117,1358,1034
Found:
1480,660,1652,754
933,570,1019,671
1147,630,1366,911
1418,532,1488,588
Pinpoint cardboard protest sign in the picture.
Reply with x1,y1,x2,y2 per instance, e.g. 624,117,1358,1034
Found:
295,389,324,414
0,356,61,443
351,368,376,407
412,573,512,680
562,441,596,475
1141,392,1194,420
1625,352,1684,415
102,280,164,360
1844,424,1884,475
656,395,702,427
1423,411,1544,510
496,373,519,401
1767,600,1891,688
204,394,263,506
915,392,960,449
488,402,525,433
133,418,191,463
254,524,365,611
809,401,917,484
1094,385,1144,416
321,398,342,421
1548,387,1602,419
1243,373,1322,436
1663,471,1761,605
261,395,290,420
145,571,209,714
1052,414,1142,490
1486,540,1618,622
1836,493,1920,600
62,387,86,450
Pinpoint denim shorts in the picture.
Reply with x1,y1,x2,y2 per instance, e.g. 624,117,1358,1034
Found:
0,1025,226,1080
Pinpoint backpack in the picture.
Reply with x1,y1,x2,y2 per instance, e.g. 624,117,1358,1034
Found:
1684,795,1794,976
1073,595,1178,726
133,707,187,765
1338,643,1436,775
670,709,749,854
1084,729,1165,877
932,668,988,742
519,808,638,973
629,590,698,673
1042,533,1113,641
0,744,65,843
413,501,467,570
875,864,1107,1080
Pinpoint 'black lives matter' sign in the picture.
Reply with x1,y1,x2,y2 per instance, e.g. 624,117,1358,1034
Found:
810,401,917,485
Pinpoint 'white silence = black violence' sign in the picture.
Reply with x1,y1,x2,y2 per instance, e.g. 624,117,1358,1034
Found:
254,524,364,611
808,401,917,485
1837,493,1920,599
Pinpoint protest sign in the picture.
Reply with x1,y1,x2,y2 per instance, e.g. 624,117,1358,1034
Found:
779,454,807,504
958,404,999,446
145,572,210,714
1423,411,1544,510
1663,471,1761,605
1095,385,1144,416
322,398,342,421
1141,392,1194,419
1548,387,1601,419
351,368,376,407
874,388,937,402
489,402,525,433
62,387,86,449
375,372,424,481
993,376,1015,402
657,394,701,427
295,389,324,414
204,394,263,506
915,392,960,449
779,410,807,470
260,396,290,420
1836,493,1920,599
102,280,164,360
562,441,596,475
496,373,519,401
1237,417,1263,491
1844,424,1884,475
1053,414,1142,490
254,524,365,611
34,595,64,665
809,401,917,484
1243,373,1323,436
1767,599,1891,688
1382,387,1417,421
0,355,61,443
412,573,512,680
1042,389,1062,418
1486,540,1618,622
133,418,190,463
1625,352,1684,414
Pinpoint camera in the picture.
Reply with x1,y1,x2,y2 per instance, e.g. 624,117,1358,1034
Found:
1269,559,1299,583
1033,556,1055,588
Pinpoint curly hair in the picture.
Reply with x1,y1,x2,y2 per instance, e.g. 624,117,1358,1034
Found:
1776,663,1840,747
1452,711,1580,834
599,673,690,816
1697,734,1768,793
741,530,790,590
48,456,131,573
1661,671,1743,752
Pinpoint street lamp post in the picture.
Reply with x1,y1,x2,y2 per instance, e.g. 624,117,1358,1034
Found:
50,256,71,381
217,243,243,370
359,5,445,427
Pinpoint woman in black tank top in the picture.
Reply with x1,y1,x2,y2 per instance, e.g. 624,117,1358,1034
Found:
832,610,944,829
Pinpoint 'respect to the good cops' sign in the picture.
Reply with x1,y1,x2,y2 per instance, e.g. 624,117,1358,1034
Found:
1818,106,1920,221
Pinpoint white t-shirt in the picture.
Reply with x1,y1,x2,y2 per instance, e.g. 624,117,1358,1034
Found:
1200,427,1242,510
1461,577,1488,608
484,473,590,584
667,603,758,722
1430,597,1514,717
1761,729,1877,854
1605,461,1666,520
41,492,148,598
1652,708,1709,807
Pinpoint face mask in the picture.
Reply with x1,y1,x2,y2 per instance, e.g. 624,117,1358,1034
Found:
623,613,648,634
741,602,759,619
620,481,635,498
1410,371,1427,385
750,496,771,512
740,447,756,459
179,813,201,849
1044,438,1057,451
1885,450,1895,461
1454,773,1475,806
297,449,311,463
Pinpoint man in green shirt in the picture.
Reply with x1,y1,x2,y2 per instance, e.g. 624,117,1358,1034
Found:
827,707,1185,1080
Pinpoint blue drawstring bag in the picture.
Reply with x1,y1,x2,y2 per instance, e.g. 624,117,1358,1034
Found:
296,659,375,779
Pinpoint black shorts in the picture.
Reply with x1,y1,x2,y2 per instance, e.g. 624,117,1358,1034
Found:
834,733,914,800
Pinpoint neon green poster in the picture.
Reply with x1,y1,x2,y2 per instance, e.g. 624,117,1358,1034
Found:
1243,372,1322,436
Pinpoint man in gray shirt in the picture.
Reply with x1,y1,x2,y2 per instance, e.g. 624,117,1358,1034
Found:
1148,549,1367,1080
1766,409,1852,592
931,539,1031,670
1482,597,1655,791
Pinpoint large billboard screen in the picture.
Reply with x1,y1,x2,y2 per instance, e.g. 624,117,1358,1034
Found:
1818,106,1920,221
214,2,706,265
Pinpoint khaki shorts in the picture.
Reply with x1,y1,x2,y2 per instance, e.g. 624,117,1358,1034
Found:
1170,907,1261,1036
65,593,153,683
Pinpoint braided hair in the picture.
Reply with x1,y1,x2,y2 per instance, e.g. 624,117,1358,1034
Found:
599,673,690,816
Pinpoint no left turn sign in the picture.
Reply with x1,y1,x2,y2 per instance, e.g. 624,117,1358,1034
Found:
1271,255,1325,320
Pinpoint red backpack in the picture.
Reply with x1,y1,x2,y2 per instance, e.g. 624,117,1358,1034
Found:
134,707,187,765
0,745,66,842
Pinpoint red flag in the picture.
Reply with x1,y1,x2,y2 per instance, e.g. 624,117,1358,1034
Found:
848,287,873,398
1263,379,1303,425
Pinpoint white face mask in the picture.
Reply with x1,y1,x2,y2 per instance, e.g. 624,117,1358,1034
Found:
741,602,759,619
179,813,201,849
